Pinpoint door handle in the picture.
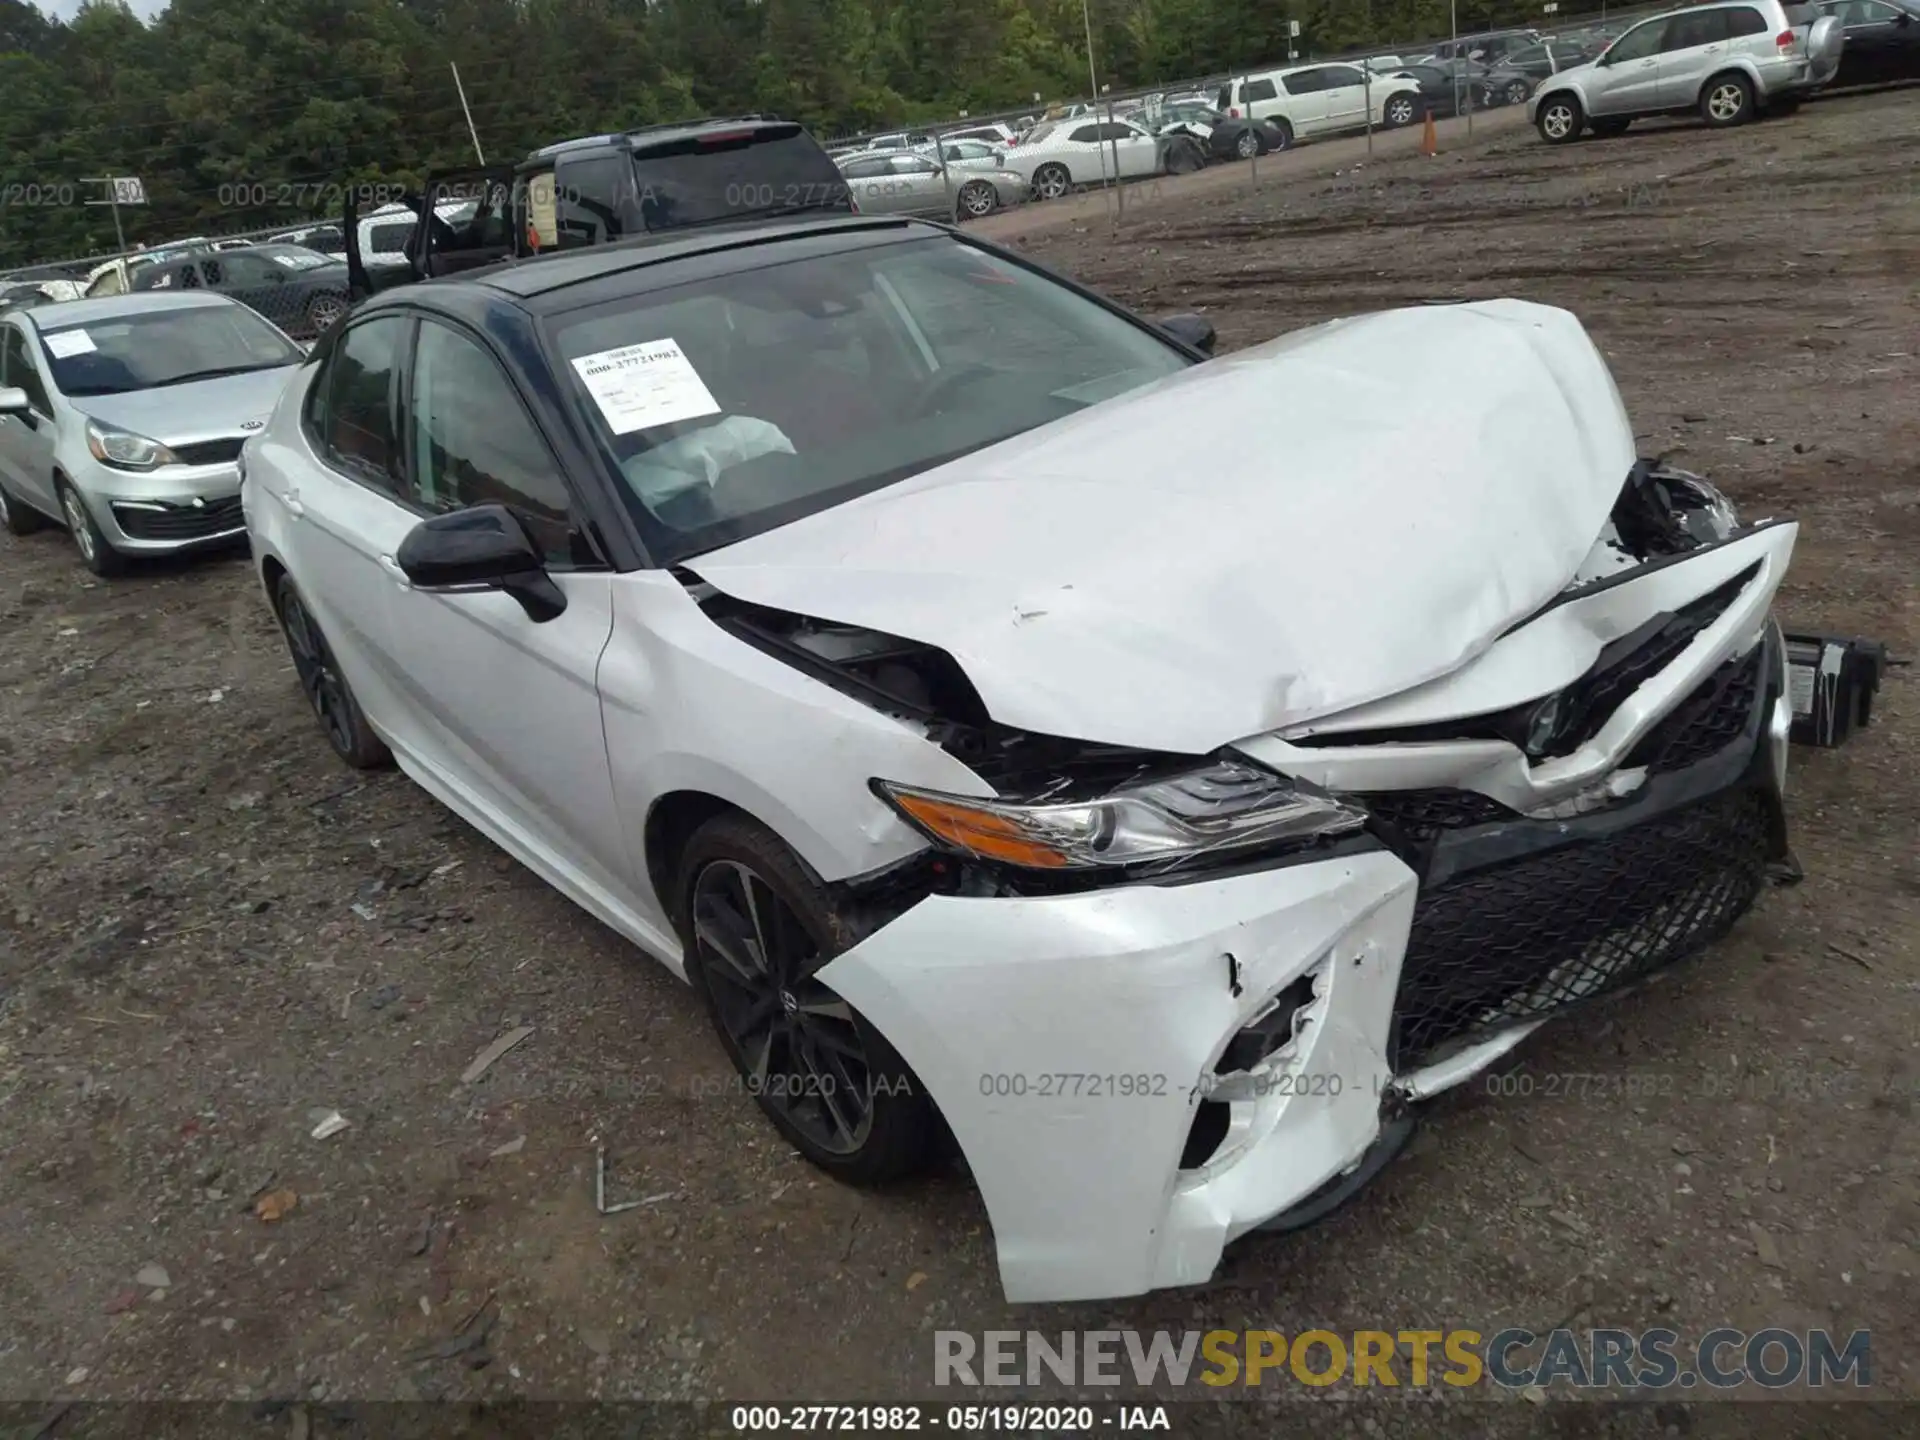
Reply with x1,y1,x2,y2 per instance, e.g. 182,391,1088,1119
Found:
281,492,304,518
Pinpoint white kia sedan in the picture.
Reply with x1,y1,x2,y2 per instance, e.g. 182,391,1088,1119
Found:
242,215,1797,1304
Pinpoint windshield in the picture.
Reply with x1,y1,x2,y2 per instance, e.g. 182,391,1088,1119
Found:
550,236,1192,564
37,305,303,397
251,244,336,271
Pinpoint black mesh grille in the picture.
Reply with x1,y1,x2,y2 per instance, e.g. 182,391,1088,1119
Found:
112,495,245,541
1528,566,1752,758
1628,648,1764,775
171,437,247,467
1366,789,1515,841
1393,787,1770,1065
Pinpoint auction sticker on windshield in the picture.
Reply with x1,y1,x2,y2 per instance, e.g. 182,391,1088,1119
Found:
43,329,97,358
571,338,721,434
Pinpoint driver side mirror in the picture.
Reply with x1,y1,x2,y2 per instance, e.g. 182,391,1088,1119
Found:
395,504,567,622
1159,313,1217,356
0,386,31,418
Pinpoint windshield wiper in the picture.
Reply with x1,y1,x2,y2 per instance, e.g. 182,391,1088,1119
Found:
154,363,286,387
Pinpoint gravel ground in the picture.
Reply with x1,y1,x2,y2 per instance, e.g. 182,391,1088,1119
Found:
1,87,1915,1435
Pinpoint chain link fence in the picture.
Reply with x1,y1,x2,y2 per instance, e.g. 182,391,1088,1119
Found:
818,2,1671,150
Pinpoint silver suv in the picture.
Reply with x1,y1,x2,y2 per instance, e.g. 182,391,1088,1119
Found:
1529,0,1842,142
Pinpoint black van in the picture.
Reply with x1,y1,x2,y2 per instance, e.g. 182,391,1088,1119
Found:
344,116,854,298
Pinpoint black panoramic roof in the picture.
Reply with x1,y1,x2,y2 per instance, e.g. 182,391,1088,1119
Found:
347,214,948,331
463,214,930,300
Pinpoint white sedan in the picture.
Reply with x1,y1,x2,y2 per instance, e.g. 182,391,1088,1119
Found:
1000,118,1200,199
243,213,1797,1304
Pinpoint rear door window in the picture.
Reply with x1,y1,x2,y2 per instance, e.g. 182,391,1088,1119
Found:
555,152,634,248
1665,9,1732,48
1281,69,1325,95
1727,4,1770,30
369,221,414,256
312,316,408,494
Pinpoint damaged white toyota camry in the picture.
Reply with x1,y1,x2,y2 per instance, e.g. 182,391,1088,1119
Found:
242,214,1796,1304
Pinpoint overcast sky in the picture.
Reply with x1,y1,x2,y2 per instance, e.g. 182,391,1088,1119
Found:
40,0,171,19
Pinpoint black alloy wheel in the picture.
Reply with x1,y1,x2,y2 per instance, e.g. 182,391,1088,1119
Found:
678,813,939,1183
274,575,389,768
691,857,876,1157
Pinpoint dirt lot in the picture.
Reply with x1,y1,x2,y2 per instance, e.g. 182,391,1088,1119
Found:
2,89,1916,1434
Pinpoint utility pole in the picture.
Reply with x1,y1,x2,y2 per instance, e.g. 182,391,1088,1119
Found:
1081,0,1117,223
451,62,487,165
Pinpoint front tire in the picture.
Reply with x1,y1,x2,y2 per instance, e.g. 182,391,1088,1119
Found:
1701,72,1754,127
57,479,124,576
1383,92,1418,128
1504,80,1531,107
956,180,997,220
677,813,940,1186
273,574,391,769
1536,92,1584,144
1032,163,1072,201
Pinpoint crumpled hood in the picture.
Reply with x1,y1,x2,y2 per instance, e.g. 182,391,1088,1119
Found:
688,298,1637,755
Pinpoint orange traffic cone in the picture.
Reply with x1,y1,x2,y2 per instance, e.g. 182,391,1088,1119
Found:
1420,109,1439,157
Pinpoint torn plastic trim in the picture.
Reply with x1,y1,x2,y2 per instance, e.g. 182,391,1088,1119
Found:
1391,1022,1548,1102
1517,515,1796,625
692,584,1180,797
1290,560,1761,758
1243,523,1796,812
695,586,1388,890
1611,458,1744,560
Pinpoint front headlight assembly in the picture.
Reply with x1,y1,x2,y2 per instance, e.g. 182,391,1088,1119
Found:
873,759,1367,872
87,420,181,471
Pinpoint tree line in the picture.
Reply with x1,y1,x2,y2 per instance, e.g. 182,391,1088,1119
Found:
1,0,1545,268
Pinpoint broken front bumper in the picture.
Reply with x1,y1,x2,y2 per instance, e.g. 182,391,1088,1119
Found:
819,848,1420,1303
819,628,1792,1305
